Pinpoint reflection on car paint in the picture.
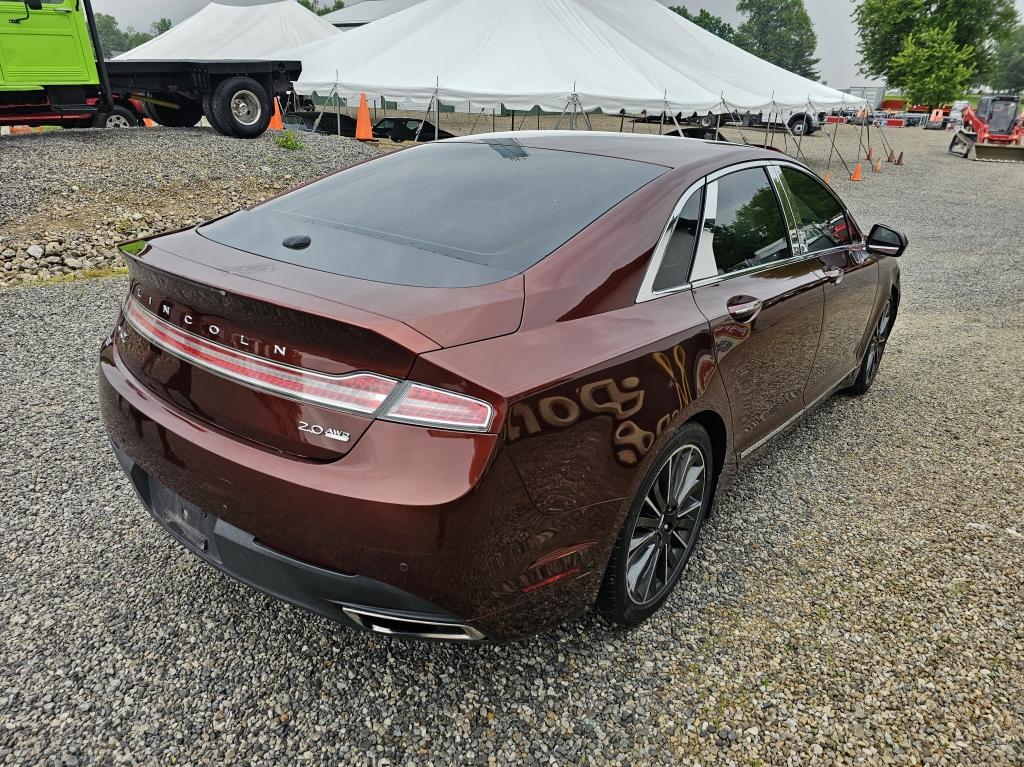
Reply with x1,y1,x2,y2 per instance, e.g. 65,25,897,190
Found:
508,343,715,468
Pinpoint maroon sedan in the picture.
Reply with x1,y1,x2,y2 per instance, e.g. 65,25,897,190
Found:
99,132,906,641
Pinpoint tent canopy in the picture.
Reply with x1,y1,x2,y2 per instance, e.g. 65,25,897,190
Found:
114,1,338,61
321,0,426,28
290,0,864,114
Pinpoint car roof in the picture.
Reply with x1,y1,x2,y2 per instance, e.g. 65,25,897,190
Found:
445,130,785,170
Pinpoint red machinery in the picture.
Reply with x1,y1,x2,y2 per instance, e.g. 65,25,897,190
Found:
948,95,1024,162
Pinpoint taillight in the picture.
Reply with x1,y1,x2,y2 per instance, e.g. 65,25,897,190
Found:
122,297,493,431
383,382,494,432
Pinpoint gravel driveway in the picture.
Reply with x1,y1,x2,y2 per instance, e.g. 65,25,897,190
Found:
1,126,1022,765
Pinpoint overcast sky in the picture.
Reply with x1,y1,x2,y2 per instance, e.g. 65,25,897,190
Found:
93,0,1024,87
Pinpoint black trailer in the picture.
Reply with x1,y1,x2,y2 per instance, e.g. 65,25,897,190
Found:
105,59,300,138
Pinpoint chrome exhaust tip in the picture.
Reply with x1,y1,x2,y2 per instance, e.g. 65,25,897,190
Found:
342,606,485,642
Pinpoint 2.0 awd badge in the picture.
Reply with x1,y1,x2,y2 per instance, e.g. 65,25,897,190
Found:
298,421,351,442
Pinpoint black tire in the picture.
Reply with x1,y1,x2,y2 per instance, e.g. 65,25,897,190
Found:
597,422,714,627
143,98,203,128
202,94,234,136
209,76,272,138
845,296,896,396
789,115,811,136
93,105,138,129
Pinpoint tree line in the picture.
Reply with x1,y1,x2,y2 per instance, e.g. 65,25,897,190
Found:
673,0,1023,105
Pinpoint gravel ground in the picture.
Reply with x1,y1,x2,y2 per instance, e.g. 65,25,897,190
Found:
1,126,1022,765
0,127,379,285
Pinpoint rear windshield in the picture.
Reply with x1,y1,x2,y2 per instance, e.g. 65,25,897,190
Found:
198,140,666,288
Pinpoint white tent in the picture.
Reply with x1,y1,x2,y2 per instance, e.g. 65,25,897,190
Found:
114,1,338,61
322,0,426,29
289,0,864,114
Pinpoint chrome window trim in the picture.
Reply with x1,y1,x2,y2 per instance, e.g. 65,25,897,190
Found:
636,158,833,303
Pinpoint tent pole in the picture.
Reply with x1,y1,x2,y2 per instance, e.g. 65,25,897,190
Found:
492,109,495,132
557,97,573,130
469,106,485,135
668,102,683,136
414,94,432,143
435,90,439,141
310,84,335,135
582,98,592,131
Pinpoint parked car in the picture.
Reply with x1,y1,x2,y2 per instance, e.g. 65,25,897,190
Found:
99,132,906,642
286,111,455,142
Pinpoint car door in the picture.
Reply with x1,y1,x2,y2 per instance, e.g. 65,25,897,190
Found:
687,164,825,458
771,165,878,402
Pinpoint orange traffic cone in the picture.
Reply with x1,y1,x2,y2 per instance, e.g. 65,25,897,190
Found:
850,163,863,181
822,171,832,185
887,149,896,163
269,97,284,130
355,92,373,141
143,118,156,128
865,146,874,161
872,159,883,173
895,151,905,166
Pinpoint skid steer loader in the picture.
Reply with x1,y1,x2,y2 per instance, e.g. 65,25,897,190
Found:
948,95,1024,162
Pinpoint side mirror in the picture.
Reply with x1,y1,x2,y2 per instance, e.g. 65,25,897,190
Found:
865,224,908,257
26,0,44,9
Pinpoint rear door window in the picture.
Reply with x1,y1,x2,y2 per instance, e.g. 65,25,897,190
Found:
777,167,851,253
694,167,791,277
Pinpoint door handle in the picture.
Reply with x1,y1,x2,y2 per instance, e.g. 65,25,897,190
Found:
822,265,844,284
726,297,762,323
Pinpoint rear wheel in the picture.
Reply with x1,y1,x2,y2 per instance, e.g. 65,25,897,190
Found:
597,423,713,627
789,115,811,135
93,105,138,129
143,98,203,128
209,76,272,138
845,297,895,396
202,94,234,136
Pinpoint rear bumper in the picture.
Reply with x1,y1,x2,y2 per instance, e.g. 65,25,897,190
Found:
111,440,484,640
99,339,613,641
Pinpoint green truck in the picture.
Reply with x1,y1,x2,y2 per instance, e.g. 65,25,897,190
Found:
0,0,300,137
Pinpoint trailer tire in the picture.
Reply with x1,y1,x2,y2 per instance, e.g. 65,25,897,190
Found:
93,105,139,129
202,95,234,136
143,98,203,128
210,76,272,138
788,115,812,136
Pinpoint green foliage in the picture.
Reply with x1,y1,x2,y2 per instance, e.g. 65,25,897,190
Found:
852,0,1019,84
150,18,173,36
670,7,736,43
889,24,974,106
733,0,820,79
297,0,346,15
93,13,153,58
274,130,305,151
992,25,1024,92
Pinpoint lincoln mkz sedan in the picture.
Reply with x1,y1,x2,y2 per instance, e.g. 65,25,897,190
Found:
99,132,907,642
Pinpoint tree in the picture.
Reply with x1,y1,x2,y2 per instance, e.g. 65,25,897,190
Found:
150,18,173,36
670,7,736,43
93,13,152,58
992,25,1024,92
853,0,1019,84
733,0,819,79
889,23,974,106
297,0,345,14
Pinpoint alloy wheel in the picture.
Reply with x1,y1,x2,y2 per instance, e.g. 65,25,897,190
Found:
865,300,893,386
625,443,707,606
